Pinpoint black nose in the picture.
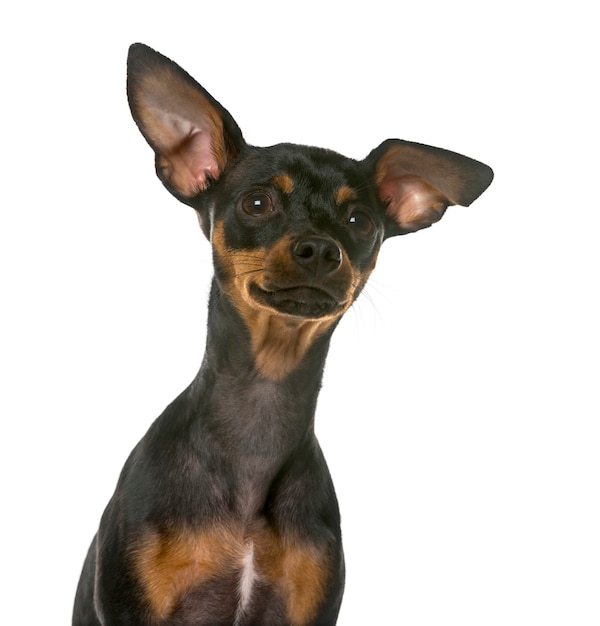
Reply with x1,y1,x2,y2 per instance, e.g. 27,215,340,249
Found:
292,235,342,279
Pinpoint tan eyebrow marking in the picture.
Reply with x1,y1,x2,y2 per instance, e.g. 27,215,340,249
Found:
271,174,295,195
335,185,357,205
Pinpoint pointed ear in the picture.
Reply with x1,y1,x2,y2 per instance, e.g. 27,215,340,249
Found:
126,43,245,200
366,139,493,236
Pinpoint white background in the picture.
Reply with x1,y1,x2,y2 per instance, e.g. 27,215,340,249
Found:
1,1,598,624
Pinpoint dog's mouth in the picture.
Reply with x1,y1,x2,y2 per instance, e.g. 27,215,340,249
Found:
249,283,345,319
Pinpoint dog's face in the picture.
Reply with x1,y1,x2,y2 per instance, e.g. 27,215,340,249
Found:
204,144,385,323
126,43,492,378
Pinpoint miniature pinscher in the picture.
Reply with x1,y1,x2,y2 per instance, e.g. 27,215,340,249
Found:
73,43,493,625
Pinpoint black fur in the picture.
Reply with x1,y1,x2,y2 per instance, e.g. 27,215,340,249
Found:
73,43,492,625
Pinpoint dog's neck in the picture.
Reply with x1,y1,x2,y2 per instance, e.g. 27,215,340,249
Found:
187,278,335,516
202,278,335,386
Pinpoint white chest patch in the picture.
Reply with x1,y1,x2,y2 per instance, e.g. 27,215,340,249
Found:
235,540,258,624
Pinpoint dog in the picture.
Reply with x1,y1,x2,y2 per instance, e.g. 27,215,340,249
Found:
72,43,493,625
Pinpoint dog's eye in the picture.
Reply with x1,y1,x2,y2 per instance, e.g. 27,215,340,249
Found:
241,192,274,216
348,211,373,237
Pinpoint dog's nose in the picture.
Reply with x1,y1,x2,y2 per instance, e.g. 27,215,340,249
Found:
292,235,342,279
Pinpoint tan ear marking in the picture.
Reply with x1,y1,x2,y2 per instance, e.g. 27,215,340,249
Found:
379,174,448,232
373,140,494,233
128,47,236,198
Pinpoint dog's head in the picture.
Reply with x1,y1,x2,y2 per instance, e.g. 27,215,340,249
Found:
126,43,493,378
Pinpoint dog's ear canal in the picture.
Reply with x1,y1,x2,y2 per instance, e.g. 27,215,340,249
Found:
126,43,245,201
366,139,493,237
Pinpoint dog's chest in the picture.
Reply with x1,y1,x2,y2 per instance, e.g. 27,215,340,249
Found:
130,523,330,625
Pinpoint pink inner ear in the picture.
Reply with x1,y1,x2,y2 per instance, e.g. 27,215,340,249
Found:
159,129,221,197
380,175,449,232
133,69,227,198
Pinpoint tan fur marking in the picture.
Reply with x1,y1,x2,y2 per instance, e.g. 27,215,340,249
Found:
212,223,362,380
135,68,225,196
374,144,455,205
255,528,331,625
271,174,295,195
132,525,245,620
250,313,334,381
335,185,357,205
133,523,331,624
138,69,226,168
